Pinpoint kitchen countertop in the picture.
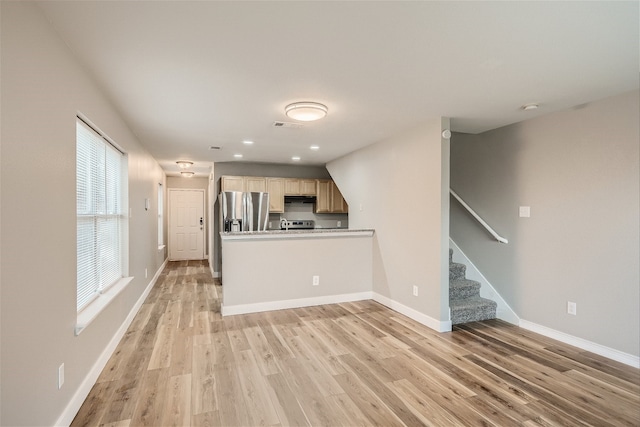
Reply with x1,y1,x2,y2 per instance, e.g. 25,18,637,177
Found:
220,228,374,241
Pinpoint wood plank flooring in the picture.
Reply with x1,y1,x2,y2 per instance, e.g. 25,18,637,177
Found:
71,260,640,426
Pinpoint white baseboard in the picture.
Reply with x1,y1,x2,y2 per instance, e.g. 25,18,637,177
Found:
449,238,520,325
520,319,640,368
221,291,373,316
372,292,452,333
55,259,168,427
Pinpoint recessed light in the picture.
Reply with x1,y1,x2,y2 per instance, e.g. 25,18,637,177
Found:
291,156,301,161
522,103,539,111
310,145,320,151
233,154,243,158
208,146,221,150
243,140,254,145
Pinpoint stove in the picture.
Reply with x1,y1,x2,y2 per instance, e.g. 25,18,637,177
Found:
280,219,315,230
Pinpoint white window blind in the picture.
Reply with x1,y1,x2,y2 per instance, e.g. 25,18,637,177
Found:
76,118,125,312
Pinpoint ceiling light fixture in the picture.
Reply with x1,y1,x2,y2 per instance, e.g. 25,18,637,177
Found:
285,102,328,122
233,154,243,158
243,140,254,145
310,145,320,151
522,103,539,111
181,171,195,178
291,156,301,161
176,160,193,169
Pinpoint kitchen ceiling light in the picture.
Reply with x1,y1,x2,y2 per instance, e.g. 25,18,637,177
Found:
285,102,328,122
180,171,195,178
176,160,193,169
243,140,254,145
291,156,301,161
233,153,243,158
522,103,539,111
310,145,320,151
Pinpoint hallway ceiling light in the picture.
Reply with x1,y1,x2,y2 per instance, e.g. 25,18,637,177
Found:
522,103,539,111
180,171,195,178
285,102,328,122
176,161,193,169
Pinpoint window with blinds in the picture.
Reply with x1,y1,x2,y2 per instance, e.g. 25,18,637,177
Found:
76,118,126,312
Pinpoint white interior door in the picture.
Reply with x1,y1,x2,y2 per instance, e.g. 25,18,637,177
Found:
169,189,204,260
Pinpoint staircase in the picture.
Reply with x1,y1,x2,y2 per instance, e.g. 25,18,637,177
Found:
449,249,497,325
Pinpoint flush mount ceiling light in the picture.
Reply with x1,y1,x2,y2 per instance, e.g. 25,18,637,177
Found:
285,102,328,122
233,153,243,159
310,145,320,151
243,140,254,145
180,171,195,178
176,161,193,169
522,103,539,111
291,156,301,161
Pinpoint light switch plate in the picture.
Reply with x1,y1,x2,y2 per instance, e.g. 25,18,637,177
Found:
519,206,531,217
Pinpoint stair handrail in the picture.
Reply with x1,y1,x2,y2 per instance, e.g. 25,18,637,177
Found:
450,188,508,244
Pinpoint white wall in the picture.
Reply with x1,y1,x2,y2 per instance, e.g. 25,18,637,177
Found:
0,3,166,425
450,90,639,357
327,118,450,328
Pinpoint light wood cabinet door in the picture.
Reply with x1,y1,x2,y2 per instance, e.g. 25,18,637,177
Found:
245,177,267,192
221,176,244,192
315,180,331,213
300,179,317,196
330,181,348,213
267,178,285,213
284,178,300,195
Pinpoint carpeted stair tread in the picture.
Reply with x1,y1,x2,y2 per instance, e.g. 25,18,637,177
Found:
449,278,481,299
450,296,497,325
449,247,497,325
449,262,466,280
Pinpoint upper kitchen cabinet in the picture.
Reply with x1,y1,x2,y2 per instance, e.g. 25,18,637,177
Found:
330,181,348,213
245,176,267,192
315,180,332,213
284,178,317,196
267,178,285,213
221,175,266,192
221,175,245,192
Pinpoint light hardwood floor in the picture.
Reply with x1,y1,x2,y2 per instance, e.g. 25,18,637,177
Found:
71,260,640,427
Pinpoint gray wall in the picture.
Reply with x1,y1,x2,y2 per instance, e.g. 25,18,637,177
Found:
328,118,451,327
213,162,331,273
450,90,639,357
1,3,167,425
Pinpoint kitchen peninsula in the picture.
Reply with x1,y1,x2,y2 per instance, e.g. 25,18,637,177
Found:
220,228,374,315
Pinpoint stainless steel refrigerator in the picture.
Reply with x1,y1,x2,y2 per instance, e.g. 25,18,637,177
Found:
219,191,270,232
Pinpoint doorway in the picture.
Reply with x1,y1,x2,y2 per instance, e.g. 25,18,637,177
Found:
168,189,205,260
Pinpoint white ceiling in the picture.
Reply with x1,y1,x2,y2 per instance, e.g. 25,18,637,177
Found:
37,1,639,176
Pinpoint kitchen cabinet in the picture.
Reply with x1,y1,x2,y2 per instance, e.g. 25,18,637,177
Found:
315,180,331,213
284,178,317,196
267,178,285,213
221,176,266,192
221,176,244,192
330,181,348,213
245,176,267,192
315,179,348,213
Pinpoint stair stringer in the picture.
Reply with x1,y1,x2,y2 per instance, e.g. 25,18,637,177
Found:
449,238,519,325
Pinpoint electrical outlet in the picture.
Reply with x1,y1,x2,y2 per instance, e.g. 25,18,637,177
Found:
567,301,577,315
58,363,64,389
519,206,531,218
312,275,320,286
412,285,419,297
